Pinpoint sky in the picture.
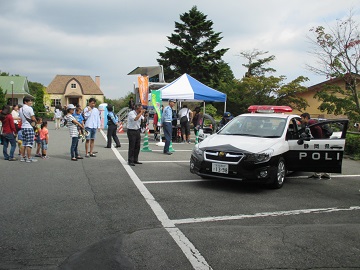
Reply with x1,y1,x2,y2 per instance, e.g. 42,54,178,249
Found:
0,0,359,99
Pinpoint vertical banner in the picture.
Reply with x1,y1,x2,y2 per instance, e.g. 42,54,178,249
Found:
138,75,149,105
151,90,162,123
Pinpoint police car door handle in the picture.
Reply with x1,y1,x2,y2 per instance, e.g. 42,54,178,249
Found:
330,145,343,149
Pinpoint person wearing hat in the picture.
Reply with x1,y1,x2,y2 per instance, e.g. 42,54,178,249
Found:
105,104,121,148
64,104,84,161
161,99,176,155
218,112,233,130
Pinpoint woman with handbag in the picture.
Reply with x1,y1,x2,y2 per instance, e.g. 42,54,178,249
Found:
0,105,17,161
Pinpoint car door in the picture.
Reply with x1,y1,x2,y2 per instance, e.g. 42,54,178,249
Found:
285,119,349,173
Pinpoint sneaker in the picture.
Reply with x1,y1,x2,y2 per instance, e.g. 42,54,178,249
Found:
26,158,38,163
20,157,26,162
9,158,17,161
187,140,191,144
321,173,331,179
35,154,42,157
182,141,186,144
42,156,49,159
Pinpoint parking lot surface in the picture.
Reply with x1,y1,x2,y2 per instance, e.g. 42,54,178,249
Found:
1,122,359,269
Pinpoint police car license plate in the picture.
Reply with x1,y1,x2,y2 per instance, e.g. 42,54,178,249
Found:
212,163,228,174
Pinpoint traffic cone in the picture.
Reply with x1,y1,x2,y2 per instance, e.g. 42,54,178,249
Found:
195,130,199,145
169,140,175,152
141,125,152,152
117,122,124,134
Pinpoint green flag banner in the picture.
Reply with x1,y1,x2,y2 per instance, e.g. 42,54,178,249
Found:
151,90,162,123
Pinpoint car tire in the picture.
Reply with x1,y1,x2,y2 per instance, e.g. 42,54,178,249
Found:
270,157,286,189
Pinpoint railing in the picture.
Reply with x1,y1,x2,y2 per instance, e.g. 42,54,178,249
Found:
116,107,131,128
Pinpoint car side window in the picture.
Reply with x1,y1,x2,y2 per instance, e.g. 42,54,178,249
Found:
297,120,348,140
286,118,300,140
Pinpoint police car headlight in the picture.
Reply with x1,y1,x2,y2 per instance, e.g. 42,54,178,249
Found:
192,144,204,157
249,149,274,164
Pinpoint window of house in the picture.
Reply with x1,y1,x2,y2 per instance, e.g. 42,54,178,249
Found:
71,83,77,89
51,99,61,107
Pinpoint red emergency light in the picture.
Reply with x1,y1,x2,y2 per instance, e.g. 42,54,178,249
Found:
248,105,293,113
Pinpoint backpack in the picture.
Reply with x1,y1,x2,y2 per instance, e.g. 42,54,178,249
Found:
180,109,189,124
321,124,333,138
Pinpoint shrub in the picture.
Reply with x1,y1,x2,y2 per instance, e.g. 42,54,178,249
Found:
345,133,360,159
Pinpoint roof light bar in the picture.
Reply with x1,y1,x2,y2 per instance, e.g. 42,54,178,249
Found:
248,105,293,113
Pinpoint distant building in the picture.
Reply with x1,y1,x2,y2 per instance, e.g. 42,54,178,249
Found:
293,75,360,118
0,76,33,106
46,75,104,109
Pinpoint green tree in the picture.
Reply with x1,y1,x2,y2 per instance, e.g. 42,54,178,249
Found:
157,6,232,88
224,50,309,116
307,10,360,121
33,87,45,115
239,49,276,77
28,81,44,97
104,92,134,113
0,86,7,109
0,71,10,76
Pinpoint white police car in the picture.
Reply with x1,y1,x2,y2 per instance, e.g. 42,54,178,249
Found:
190,105,349,188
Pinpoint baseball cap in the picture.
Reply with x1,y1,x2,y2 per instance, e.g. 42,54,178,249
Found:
67,104,76,109
224,112,231,118
169,99,176,103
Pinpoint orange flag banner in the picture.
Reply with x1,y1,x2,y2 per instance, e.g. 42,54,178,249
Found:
138,75,149,105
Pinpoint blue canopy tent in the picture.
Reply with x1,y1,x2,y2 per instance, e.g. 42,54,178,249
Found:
159,73,227,111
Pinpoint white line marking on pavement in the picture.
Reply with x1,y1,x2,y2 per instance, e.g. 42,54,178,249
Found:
286,175,360,179
100,130,212,270
144,179,207,184
172,206,360,225
141,160,189,163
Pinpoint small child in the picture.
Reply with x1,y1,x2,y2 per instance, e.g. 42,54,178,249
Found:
34,117,43,157
73,107,85,142
39,121,49,159
17,129,24,156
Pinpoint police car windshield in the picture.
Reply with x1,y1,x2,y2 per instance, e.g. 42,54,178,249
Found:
218,115,286,138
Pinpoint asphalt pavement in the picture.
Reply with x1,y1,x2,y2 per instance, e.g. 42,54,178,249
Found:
0,122,359,270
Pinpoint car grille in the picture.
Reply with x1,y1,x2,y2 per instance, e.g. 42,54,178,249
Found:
204,150,244,164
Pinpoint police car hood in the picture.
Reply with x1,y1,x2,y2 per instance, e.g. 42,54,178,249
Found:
199,134,281,153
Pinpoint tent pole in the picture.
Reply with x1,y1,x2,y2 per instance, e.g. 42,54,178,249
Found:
203,102,205,114
224,99,227,114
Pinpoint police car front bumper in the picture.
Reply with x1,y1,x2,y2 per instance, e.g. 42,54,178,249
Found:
190,153,279,184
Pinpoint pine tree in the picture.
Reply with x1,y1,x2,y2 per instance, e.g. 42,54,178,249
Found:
157,6,231,88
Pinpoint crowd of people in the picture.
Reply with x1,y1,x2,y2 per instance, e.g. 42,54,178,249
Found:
1,96,226,164
0,97,50,162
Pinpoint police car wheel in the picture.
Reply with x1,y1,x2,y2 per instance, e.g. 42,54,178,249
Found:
270,157,286,189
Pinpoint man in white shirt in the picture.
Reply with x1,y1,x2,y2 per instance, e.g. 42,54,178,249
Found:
126,103,145,166
83,98,101,157
19,97,38,162
178,104,193,143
